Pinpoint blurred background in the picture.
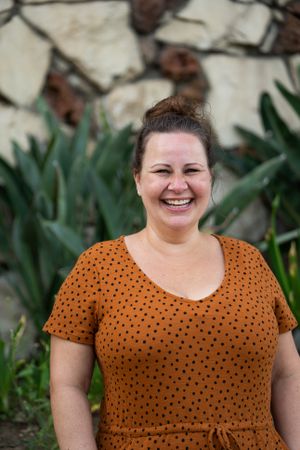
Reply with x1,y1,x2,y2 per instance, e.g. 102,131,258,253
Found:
0,0,299,448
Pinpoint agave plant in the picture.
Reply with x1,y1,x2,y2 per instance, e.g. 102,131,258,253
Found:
0,98,144,331
210,68,300,234
258,197,300,326
256,197,300,350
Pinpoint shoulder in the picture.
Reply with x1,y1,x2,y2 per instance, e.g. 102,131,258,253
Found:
215,234,261,257
82,236,123,257
76,236,125,268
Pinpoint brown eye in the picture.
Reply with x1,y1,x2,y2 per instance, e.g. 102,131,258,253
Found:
155,169,170,174
185,168,199,173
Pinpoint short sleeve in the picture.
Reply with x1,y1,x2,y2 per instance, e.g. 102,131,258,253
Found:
257,250,298,334
42,248,101,344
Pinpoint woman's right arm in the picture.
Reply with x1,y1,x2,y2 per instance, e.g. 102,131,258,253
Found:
50,335,98,450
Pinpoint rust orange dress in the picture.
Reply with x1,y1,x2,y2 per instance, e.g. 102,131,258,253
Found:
43,234,298,450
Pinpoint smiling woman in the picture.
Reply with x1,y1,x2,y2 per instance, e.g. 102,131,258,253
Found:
133,131,212,237
43,96,300,450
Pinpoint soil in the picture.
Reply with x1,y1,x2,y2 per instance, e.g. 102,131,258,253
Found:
0,421,38,450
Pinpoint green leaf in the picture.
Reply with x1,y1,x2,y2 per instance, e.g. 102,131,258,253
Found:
66,155,90,227
96,125,133,182
42,220,85,257
36,97,60,136
28,135,44,168
54,163,67,224
203,155,285,230
41,132,68,198
264,197,292,306
34,190,53,219
0,158,27,216
69,105,91,158
234,126,280,159
12,218,42,319
13,142,41,192
256,228,300,252
288,242,300,323
260,93,300,177
275,80,300,117
91,171,122,239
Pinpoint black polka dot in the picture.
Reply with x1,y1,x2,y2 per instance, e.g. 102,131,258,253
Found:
43,235,297,449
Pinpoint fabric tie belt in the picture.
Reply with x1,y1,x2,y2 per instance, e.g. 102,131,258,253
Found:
98,419,272,449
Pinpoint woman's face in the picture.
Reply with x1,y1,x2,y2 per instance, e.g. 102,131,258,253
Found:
134,132,212,235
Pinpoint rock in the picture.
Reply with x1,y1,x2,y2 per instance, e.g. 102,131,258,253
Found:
159,46,199,81
228,4,271,46
156,0,271,49
289,55,300,89
165,0,189,11
273,1,300,53
52,53,70,74
0,16,51,106
177,0,236,23
101,79,174,131
177,77,208,102
45,72,85,126
155,19,212,50
139,36,159,65
22,2,144,91
209,164,269,242
0,0,13,25
202,56,297,147
68,73,95,97
277,0,292,5
131,0,167,33
260,22,279,53
0,0,12,10
0,104,48,164
22,0,74,2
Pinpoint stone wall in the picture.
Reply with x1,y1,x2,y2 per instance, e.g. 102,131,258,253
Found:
1,0,299,345
0,0,299,164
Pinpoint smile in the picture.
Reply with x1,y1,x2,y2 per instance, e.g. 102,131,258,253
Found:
162,199,193,207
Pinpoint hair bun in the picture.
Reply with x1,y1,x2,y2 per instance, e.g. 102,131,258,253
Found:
144,95,201,123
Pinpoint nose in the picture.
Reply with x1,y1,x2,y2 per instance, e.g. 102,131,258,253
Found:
167,173,188,192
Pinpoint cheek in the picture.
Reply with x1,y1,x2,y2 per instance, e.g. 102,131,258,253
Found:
195,179,211,195
141,178,167,199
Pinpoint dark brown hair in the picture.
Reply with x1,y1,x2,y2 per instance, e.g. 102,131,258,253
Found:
132,95,216,174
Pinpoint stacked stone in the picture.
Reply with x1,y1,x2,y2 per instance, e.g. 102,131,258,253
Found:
1,0,299,346
0,0,299,161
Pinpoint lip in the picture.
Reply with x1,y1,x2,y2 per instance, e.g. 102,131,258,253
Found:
161,197,193,202
160,198,194,211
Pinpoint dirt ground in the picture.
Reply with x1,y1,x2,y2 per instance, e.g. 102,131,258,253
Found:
0,421,38,450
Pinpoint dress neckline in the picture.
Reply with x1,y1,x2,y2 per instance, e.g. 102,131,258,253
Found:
119,233,229,305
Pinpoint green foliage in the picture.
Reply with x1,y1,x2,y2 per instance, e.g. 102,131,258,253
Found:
211,70,300,232
200,155,284,231
259,197,300,326
0,318,104,448
0,316,26,415
0,98,144,330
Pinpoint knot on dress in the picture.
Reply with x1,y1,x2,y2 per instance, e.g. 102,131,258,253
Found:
208,424,241,450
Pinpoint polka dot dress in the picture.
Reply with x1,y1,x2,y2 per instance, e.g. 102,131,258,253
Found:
43,235,298,449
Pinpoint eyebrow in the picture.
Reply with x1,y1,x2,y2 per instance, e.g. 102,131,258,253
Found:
150,162,205,168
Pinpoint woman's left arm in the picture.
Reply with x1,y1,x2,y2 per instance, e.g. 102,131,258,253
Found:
271,330,300,450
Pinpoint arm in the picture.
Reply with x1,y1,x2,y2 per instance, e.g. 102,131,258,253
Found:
50,335,98,450
271,330,300,450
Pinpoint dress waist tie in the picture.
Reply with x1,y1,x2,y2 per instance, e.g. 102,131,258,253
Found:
208,423,241,450
98,419,271,449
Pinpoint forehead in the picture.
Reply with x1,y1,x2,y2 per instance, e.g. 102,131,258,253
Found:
143,132,207,164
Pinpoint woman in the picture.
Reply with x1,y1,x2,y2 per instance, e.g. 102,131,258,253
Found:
44,96,300,450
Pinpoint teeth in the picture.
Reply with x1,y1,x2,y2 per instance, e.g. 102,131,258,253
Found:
164,199,191,206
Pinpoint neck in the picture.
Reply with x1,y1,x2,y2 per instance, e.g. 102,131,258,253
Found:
140,224,206,254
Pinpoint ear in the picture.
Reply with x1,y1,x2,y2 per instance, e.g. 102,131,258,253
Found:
134,171,141,196
209,167,215,187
